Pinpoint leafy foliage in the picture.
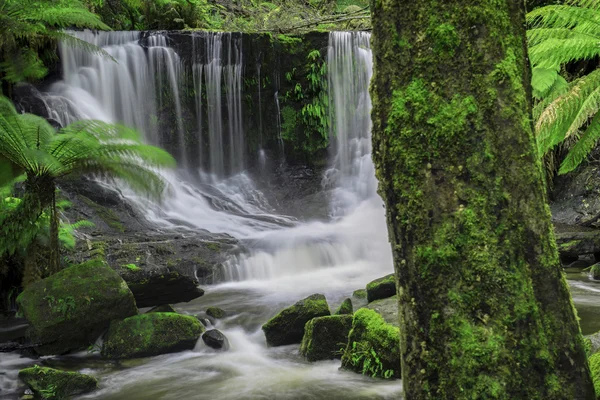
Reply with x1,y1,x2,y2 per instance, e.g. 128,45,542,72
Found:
528,0,600,175
0,95,175,275
0,0,110,85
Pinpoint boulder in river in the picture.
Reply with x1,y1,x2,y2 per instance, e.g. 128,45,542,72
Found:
262,294,330,347
202,329,229,350
124,269,205,308
17,260,138,355
591,264,600,280
335,298,353,315
101,313,204,359
341,308,400,379
366,274,396,303
300,315,353,361
19,366,98,398
206,307,226,319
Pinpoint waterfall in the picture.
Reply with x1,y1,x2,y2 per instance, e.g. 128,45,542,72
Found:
323,31,376,216
221,31,391,282
194,32,245,177
46,31,183,152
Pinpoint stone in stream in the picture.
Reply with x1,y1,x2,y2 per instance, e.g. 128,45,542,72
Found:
19,366,98,398
335,298,353,315
124,270,205,308
300,315,353,361
206,307,226,319
590,264,600,280
147,304,177,313
341,308,400,379
101,313,204,359
202,329,229,350
366,274,396,303
262,294,330,347
16,260,138,355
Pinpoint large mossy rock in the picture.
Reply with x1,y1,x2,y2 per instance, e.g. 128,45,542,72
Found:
19,366,98,399
341,308,400,379
366,274,396,303
101,313,204,359
300,315,353,361
17,261,138,355
262,294,330,347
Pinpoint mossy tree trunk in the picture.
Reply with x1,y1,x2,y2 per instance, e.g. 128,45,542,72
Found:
369,0,594,398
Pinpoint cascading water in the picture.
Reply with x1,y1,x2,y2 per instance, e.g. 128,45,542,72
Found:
6,30,402,400
323,31,376,216
221,31,390,283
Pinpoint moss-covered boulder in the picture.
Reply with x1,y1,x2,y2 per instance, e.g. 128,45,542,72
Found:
591,263,600,280
352,289,367,299
366,274,396,303
101,313,204,359
206,307,226,319
341,308,400,379
262,294,330,347
300,315,353,361
17,261,138,355
19,366,98,399
147,304,176,313
335,298,353,315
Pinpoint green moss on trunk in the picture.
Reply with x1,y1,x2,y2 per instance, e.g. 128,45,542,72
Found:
369,0,594,398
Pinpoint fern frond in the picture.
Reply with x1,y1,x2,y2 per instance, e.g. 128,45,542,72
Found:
535,69,600,154
559,112,600,173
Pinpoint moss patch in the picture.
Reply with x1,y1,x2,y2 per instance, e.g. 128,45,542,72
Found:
101,313,204,359
262,294,330,346
16,262,137,355
300,314,352,361
341,308,400,379
366,274,396,303
335,298,353,315
19,366,98,399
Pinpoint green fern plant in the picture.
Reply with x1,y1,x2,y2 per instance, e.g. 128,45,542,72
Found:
527,0,600,176
0,96,176,274
0,0,111,85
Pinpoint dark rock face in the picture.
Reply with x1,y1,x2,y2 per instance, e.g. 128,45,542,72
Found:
19,366,98,399
125,269,204,308
202,329,229,350
300,315,352,361
17,261,138,355
101,313,204,359
366,274,396,303
147,304,177,313
552,164,600,228
262,294,330,347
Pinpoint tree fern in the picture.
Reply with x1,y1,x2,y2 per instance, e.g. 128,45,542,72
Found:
0,96,176,271
0,0,110,84
528,0,600,176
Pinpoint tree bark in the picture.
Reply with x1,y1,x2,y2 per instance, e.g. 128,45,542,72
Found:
369,0,594,398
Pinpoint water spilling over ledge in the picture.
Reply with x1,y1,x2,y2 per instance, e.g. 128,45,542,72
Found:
4,30,401,399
